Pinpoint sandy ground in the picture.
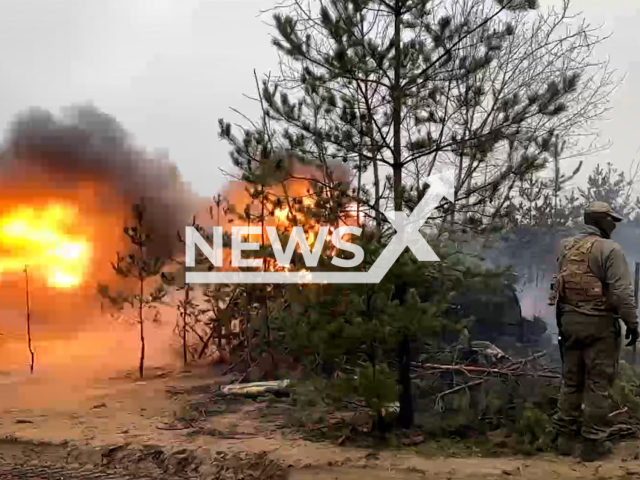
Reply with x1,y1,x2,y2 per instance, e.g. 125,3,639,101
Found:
0,365,640,479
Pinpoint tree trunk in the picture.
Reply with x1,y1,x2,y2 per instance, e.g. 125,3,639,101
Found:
198,327,216,359
373,157,382,236
392,2,403,212
357,153,363,227
216,199,224,352
397,334,414,429
392,2,413,428
246,213,253,362
24,266,34,374
182,287,189,365
260,187,270,347
392,0,414,428
553,154,560,227
359,73,382,235
139,277,145,379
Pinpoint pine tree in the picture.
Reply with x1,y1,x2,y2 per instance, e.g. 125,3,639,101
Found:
168,216,210,365
222,0,612,233
221,154,351,377
162,205,244,364
218,0,614,428
99,201,166,379
578,162,639,220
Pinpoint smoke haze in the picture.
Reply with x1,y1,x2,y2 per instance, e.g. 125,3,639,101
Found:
482,221,640,334
0,105,202,382
1,104,201,258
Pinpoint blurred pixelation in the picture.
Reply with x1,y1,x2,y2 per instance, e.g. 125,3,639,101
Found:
0,105,199,381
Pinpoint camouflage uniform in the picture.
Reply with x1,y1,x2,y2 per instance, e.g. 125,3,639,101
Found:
552,223,638,442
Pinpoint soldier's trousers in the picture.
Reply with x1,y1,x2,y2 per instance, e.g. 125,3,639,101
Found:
552,312,621,442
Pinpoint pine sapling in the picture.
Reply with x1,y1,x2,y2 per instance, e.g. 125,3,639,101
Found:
102,201,166,379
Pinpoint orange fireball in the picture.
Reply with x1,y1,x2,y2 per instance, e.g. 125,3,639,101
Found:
0,203,91,288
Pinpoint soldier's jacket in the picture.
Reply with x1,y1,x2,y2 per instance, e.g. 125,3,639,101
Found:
556,225,638,330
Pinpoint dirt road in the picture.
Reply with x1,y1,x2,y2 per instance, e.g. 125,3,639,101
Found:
1,440,640,480
1,366,639,479
0,463,157,479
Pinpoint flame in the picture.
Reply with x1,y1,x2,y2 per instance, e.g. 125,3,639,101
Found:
199,160,360,274
0,203,91,289
274,208,289,224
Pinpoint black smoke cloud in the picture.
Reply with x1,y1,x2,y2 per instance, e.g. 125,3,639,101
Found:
0,103,200,258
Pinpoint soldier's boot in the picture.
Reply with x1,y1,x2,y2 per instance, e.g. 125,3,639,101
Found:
580,439,613,462
556,434,576,456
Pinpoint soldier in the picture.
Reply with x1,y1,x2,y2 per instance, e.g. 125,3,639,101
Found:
550,201,638,461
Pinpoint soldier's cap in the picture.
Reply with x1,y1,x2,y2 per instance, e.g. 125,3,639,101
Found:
585,201,623,222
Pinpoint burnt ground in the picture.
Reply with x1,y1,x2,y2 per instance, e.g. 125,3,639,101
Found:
1,365,640,479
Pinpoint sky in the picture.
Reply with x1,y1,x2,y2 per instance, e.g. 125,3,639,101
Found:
0,0,637,197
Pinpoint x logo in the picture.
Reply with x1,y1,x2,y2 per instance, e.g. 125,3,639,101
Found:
383,170,455,263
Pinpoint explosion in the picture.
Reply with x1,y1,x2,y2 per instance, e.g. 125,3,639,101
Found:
200,155,359,272
0,103,204,387
0,202,91,289
0,105,198,338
